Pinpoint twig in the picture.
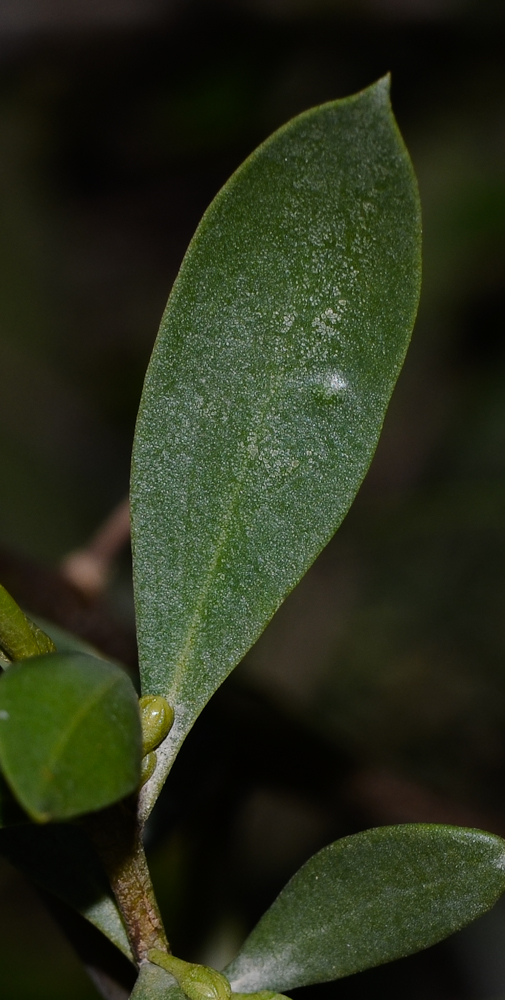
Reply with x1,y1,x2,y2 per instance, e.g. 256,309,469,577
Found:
85,799,169,967
60,498,131,599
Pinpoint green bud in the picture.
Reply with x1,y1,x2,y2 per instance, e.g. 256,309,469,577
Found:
180,964,232,1000
140,750,157,786
139,694,174,755
148,951,231,1000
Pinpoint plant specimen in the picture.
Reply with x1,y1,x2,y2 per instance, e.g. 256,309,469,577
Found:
1,77,504,1000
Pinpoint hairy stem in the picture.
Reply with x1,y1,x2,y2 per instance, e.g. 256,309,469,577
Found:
85,799,169,966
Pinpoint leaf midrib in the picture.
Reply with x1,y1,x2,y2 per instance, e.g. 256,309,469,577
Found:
168,377,279,703
37,672,120,800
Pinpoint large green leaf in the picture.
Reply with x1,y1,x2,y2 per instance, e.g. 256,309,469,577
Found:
0,823,133,960
131,963,183,1000
0,652,141,821
131,76,421,815
224,825,505,991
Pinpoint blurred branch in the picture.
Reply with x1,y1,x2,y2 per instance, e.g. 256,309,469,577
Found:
0,545,138,671
60,498,131,600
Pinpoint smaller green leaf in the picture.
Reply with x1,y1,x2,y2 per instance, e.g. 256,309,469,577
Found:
131,962,184,1000
224,824,505,992
0,652,142,821
0,822,132,959
0,583,55,662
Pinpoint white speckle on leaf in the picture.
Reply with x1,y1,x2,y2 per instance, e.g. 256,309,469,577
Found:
0,710,9,720
329,372,348,393
282,313,295,331
495,851,505,872
247,433,259,458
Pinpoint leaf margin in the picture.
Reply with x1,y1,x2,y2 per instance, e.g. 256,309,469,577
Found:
224,823,505,992
132,75,422,820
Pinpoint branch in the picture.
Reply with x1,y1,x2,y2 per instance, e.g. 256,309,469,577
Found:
60,498,131,599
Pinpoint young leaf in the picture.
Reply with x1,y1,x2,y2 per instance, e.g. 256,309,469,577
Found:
0,823,133,960
131,77,421,814
0,582,56,662
0,652,142,821
224,824,505,991
131,962,184,1000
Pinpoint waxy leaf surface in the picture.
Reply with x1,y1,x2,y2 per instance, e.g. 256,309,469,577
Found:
0,652,141,821
131,77,421,812
224,825,505,991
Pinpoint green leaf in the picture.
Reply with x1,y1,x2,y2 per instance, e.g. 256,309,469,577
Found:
0,582,56,662
0,823,133,960
131,76,421,814
131,962,183,1000
224,824,505,991
0,652,142,821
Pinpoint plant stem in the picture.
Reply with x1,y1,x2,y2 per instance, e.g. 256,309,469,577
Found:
85,798,169,966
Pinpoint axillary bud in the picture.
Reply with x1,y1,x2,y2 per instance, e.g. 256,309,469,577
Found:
139,694,174,755
148,950,231,1000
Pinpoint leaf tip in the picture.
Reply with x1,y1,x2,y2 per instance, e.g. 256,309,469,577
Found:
366,73,392,107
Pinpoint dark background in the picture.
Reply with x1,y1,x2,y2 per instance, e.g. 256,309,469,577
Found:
1,1,505,997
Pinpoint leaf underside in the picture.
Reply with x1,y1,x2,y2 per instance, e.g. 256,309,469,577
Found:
131,76,421,813
224,824,505,992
